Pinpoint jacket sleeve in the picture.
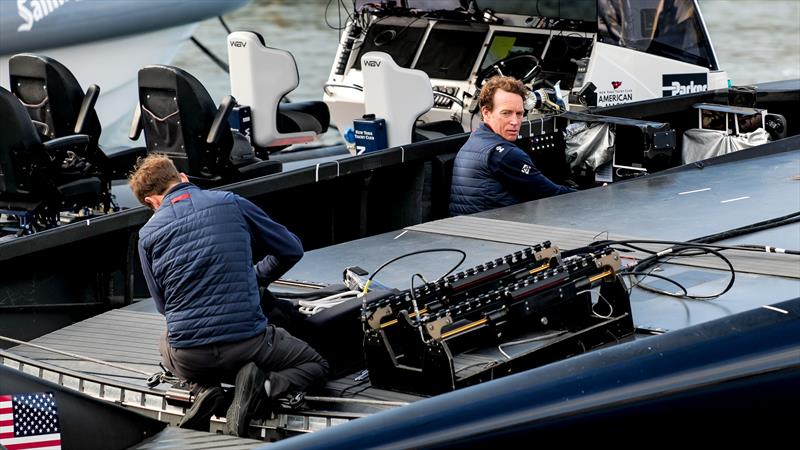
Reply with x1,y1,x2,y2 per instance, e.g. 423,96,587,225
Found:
490,146,575,201
138,239,166,315
236,195,304,285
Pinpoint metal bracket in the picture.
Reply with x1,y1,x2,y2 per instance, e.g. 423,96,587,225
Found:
594,250,621,274
534,244,560,262
425,316,453,340
367,305,393,330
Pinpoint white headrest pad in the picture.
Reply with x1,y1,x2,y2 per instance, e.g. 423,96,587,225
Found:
361,52,433,148
228,31,314,147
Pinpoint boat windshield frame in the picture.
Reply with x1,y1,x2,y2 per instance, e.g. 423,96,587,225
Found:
595,0,718,69
354,0,718,71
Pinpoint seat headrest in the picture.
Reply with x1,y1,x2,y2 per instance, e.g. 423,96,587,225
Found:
228,31,317,147
9,54,101,144
0,86,42,151
0,87,48,196
137,65,232,177
361,52,434,148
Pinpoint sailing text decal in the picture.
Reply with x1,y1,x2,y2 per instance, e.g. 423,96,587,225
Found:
17,0,74,32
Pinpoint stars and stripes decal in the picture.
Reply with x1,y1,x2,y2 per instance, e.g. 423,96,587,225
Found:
0,392,61,450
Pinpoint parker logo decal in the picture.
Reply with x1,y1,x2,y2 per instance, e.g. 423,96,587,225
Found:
521,164,531,174
611,81,622,89
662,73,708,97
17,0,74,32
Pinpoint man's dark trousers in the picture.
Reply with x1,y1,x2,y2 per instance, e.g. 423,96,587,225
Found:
160,325,328,399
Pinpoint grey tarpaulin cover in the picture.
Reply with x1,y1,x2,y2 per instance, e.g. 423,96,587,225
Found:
565,121,615,171
682,128,769,164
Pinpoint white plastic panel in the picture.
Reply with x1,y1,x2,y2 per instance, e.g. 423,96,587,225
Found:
361,52,433,148
227,31,315,147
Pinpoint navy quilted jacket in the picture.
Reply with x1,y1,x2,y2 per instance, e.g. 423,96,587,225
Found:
450,123,574,216
138,183,303,348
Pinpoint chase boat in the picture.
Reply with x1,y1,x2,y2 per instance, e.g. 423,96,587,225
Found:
0,0,799,445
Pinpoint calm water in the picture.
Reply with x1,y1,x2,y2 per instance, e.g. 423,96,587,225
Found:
173,0,800,102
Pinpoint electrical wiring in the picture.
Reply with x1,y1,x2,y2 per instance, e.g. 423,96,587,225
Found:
586,210,800,302
359,248,466,334
577,289,616,319
621,243,735,300
410,273,429,342
325,0,356,31
623,271,689,298
497,330,567,359
361,248,467,295
297,290,360,316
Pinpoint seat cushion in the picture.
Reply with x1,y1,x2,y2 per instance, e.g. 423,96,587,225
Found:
277,101,330,134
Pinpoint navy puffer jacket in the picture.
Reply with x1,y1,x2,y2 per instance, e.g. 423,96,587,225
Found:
450,123,574,216
138,183,301,348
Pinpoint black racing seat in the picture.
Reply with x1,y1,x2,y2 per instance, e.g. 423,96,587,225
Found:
9,54,101,145
8,53,146,182
227,31,330,155
0,87,102,234
132,65,281,186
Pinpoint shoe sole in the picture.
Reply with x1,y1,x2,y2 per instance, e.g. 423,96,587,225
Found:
179,387,224,431
225,362,266,437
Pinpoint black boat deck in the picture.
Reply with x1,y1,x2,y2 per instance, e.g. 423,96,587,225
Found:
3,145,798,437
131,427,264,449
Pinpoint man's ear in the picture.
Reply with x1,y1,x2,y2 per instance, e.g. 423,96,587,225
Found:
179,172,189,183
143,196,159,211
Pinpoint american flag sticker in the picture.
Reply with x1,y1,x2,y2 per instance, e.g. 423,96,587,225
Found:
0,392,62,450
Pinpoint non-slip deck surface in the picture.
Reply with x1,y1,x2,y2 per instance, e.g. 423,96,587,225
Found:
131,427,264,450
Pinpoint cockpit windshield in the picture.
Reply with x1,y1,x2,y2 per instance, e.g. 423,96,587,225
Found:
597,0,717,69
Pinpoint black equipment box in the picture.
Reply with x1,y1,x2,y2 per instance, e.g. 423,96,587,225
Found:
361,245,635,395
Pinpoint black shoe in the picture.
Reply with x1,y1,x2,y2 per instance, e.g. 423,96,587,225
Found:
179,386,224,431
225,362,268,437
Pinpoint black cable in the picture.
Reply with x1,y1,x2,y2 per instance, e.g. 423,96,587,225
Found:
338,378,369,397
325,0,356,31
190,37,229,73
364,248,467,292
605,239,800,258
218,16,232,34
624,271,689,297
621,244,737,300
689,211,800,246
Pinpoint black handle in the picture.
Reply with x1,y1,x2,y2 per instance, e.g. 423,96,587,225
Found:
129,103,143,140
207,95,237,144
74,84,100,134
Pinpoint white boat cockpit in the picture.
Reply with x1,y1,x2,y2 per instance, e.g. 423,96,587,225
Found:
323,0,727,138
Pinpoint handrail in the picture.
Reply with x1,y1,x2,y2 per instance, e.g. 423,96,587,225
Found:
323,82,364,96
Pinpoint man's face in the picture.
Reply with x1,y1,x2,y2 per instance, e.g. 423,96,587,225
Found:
482,89,524,142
